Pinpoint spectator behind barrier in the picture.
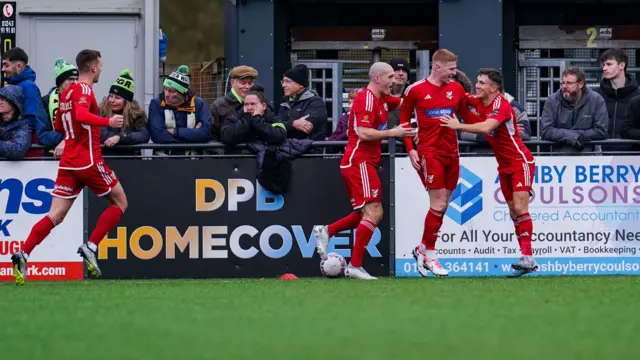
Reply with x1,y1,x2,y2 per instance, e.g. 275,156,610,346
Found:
620,96,640,149
278,64,327,141
540,67,608,153
328,88,361,141
1,47,48,157
387,56,410,126
148,65,212,155
595,48,640,140
220,83,286,152
100,70,150,156
41,58,79,157
210,65,258,141
0,85,31,159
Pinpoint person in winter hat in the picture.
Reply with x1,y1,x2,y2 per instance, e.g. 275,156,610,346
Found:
100,70,150,155
1,47,49,157
41,58,79,157
148,64,212,155
278,64,327,141
0,85,31,159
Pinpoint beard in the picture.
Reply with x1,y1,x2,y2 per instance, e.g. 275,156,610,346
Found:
391,83,405,96
562,89,579,102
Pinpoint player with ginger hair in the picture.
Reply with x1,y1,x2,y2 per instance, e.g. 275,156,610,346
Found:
399,49,482,277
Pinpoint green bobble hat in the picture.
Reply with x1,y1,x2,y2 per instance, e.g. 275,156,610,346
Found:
54,58,79,87
110,69,135,102
163,65,190,94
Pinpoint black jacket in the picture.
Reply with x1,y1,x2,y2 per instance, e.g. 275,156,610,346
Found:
277,89,327,141
220,107,286,149
211,92,242,140
247,138,313,195
621,95,640,148
101,114,150,156
595,75,640,139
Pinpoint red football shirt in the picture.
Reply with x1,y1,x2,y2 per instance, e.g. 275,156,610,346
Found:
340,88,400,168
55,82,109,170
478,94,535,170
399,79,479,156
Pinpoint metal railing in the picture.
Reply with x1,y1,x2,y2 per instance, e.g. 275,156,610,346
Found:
10,139,640,161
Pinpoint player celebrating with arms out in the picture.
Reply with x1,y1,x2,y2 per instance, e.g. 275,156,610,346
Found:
440,68,537,277
11,49,127,285
399,49,481,277
314,62,416,280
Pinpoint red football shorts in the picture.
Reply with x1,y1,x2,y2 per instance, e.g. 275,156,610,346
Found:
52,162,119,198
417,153,459,191
499,162,535,202
340,162,382,210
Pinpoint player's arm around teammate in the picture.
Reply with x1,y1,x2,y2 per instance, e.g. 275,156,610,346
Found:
314,62,416,280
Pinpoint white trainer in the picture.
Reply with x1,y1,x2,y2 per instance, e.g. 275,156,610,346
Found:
424,257,449,277
345,264,377,280
313,225,329,260
412,247,429,277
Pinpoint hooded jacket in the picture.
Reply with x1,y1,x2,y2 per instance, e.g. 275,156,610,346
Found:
277,88,327,141
595,75,640,138
6,67,54,151
620,95,640,148
540,87,608,153
0,85,31,159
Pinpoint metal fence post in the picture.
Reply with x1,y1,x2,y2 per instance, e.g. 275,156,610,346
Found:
388,128,397,277
83,190,89,279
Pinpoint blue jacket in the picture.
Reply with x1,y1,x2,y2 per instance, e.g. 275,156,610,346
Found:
148,92,212,144
0,85,31,159
6,66,59,147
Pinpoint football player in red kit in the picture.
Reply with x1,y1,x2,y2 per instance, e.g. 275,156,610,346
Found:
11,49,127,285
314,62,416,280
440,68,538,277
399,49,481,277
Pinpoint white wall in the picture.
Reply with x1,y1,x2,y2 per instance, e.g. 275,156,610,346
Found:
13,0,158,109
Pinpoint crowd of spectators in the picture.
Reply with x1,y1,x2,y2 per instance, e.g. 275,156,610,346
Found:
2,46,640,161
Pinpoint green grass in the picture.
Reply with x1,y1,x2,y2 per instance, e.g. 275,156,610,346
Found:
0,277,638,360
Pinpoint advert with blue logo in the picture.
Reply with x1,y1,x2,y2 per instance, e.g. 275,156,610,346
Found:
394,156,640,277
0,162,84,281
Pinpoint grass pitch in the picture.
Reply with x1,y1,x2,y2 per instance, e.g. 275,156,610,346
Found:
0,276,637,360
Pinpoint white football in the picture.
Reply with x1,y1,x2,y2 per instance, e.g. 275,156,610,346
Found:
320,252,347,278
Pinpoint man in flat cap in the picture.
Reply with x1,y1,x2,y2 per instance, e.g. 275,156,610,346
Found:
211,65,258,141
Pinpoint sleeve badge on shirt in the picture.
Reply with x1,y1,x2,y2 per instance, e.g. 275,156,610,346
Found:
446,91,453,100
361,115,370,123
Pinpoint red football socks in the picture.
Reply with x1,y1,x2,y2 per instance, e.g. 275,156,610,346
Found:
88,206,124,247
421,208,444,251
351,220,376,267
328,211,363,237
21,216,57,256
515,213,533,256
